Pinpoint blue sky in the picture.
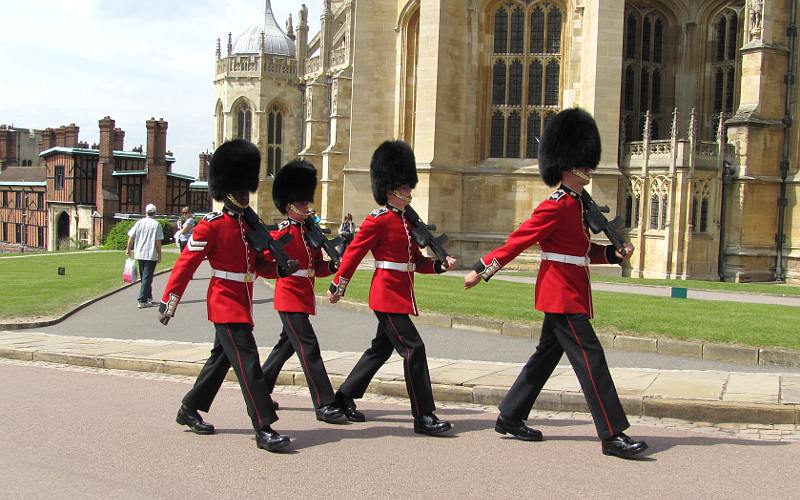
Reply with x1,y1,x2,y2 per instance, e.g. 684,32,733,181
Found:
0,1,321,176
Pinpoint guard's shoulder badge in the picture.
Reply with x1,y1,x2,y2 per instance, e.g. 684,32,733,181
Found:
277,220,291,230
370,207,389,218
203,211,223,222
548,189,567,202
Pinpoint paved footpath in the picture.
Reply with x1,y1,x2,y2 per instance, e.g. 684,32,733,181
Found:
2,358,799,499
3,262,800,428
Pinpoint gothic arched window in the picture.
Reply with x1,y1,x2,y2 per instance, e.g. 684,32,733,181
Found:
266,104,283,177
621,8,672,141
488,1,564,159
235,102,252,142
707,8,741,139
215,100,224,145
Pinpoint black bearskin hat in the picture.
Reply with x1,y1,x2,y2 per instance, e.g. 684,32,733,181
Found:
272,159,317,214
208,139,261,201
370,140,418,205
538,108,602,187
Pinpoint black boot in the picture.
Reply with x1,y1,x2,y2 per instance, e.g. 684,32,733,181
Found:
494,415,543,441
256,427,291,452
315,404,348,424
601,433,648,458
335,391,365,422
413,413,452,436
176,405,215,435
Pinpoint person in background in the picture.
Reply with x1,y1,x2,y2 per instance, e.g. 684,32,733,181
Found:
176,206,195,252
337,213,356,253
126,203,163,308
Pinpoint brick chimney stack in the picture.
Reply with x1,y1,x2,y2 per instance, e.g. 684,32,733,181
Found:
0,126,18,168
113,128,125,151
39,128,56,152
98,117,115,163
145,117,168,164
95,116,119,239
144,118,169,213
64,123,80,148
55,126,67,147
197,151,211,181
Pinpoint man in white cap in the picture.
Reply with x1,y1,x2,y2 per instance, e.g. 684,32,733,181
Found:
126,203,163,308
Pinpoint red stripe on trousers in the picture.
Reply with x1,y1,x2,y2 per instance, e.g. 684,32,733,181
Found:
566,318,613,436
387,315,420,416
282,312,321,407
226,327,264,428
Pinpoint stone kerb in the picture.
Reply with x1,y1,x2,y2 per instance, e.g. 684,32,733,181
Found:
2,331,798,426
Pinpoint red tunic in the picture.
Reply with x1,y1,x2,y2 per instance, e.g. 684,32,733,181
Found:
331,206,440,315
265,219,335,315
160,208,275,325
475,186,617,318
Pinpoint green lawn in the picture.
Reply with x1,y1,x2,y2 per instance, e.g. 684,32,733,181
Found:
0,251,179,319
499,270,800,296
593,274,800,297
315,271,800,351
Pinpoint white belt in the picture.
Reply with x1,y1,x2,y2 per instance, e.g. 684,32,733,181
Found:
212,269,255,282
375,260,416,272
291,269,315,278
540,252,589,267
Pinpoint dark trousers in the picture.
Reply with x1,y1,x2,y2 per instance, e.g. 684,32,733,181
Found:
499,313,629,440
182,323,278,430
262,312,336,408
338,312,435,417
137,259,157,303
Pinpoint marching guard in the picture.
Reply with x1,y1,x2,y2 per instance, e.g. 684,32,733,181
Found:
158,139,291,452
464,108,649,458
261,159,347,424
327,140,458,436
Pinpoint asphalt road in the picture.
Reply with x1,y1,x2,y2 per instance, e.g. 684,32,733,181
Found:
25,262,800,374
2,359,798,499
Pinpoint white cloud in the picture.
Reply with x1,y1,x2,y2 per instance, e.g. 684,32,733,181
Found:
0,0,321,175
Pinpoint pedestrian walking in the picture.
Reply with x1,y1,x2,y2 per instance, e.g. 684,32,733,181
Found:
175,206,195,252
158,139,292,452
327,140,457,436
126,203,163,308
260,159,346,425
463,108,648,458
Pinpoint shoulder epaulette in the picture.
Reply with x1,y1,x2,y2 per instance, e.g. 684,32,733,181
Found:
370,207,389,218
548,189,567,202
277,220,291,230
202,211,223,222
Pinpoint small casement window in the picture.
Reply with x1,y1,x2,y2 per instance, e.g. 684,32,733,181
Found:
236,103,252,142
55,166,65,190
267,105,283,177
624,194,641,229
650,194,660,230
692,198,710,233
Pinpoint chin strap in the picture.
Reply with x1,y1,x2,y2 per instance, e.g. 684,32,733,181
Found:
570,168,591,181
288,203,314,216
391,190,412,203
225,194,249,210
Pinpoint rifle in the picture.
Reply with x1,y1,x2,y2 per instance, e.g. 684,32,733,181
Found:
403,205,450,262
240,207,298,273
579,190,628,257
304,218,343,265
